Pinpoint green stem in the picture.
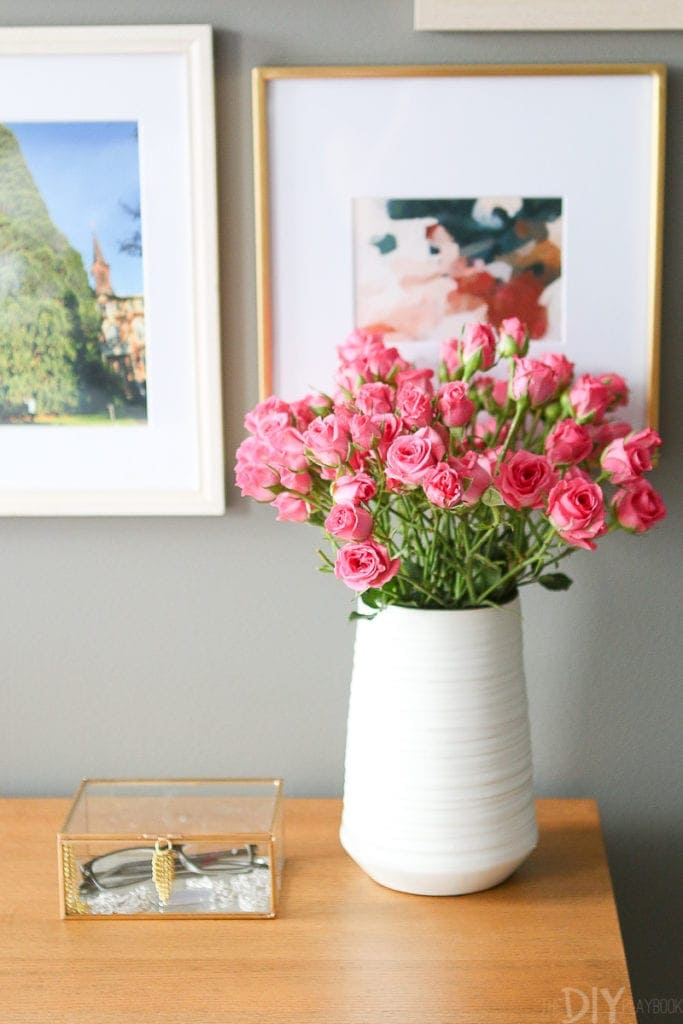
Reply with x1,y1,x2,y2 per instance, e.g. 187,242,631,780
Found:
460,521,478,605
394,572,446,607
497,402,528,464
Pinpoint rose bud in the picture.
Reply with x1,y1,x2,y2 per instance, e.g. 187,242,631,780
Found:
462,322,497,375
437,381,475,427
499,317,529,357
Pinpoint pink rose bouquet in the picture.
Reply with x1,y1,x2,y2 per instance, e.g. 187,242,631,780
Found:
236,323,666,610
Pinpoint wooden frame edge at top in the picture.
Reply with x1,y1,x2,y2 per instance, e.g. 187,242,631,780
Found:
414,0,683,32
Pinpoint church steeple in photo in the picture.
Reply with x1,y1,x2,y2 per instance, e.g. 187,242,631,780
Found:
91,234,113,296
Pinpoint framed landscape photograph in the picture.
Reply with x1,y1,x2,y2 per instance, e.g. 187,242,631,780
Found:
0,25,224,514
253,64,665,429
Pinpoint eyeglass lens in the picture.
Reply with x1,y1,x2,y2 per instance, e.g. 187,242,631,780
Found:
80,844,259,891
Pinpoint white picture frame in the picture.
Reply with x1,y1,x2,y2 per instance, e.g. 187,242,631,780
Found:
0,25,224,515
414,1,683,32
253,65,665,430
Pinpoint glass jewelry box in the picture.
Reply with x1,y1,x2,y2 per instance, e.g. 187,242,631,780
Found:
57,778,284,919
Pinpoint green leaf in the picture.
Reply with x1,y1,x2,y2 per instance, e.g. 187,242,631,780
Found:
538,573,573,591
317,548,335,573
481,486,504,507
349,610,377,622
360,588,383,609
479,566,503,591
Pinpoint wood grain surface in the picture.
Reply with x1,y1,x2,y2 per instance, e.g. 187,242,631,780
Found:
0,798,636,1023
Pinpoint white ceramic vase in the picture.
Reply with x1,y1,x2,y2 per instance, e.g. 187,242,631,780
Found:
340,596,537,895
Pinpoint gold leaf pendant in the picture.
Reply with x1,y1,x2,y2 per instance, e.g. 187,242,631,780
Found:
152,838,175,906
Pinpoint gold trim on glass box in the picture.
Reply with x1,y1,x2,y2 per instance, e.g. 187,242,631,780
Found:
252,63,665,429
57,778,283,920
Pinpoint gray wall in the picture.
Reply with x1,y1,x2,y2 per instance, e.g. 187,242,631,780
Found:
1,2,681,1018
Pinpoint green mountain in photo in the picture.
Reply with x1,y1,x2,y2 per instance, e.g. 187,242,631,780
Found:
0,123,124,420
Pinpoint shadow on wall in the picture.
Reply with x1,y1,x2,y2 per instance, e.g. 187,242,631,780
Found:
606,829,683,1024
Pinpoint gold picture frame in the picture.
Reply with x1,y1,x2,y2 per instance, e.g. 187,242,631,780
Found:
253,64,665,429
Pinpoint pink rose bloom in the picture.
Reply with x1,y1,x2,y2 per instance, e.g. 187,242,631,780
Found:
244,396,291,438
362,341,410,381
334,540,400,593
569,374,611,423
395,367,435,396
331,472,377,505
324,503,373,541
396,381,433,428
350,413,383,449
303,414,350,467
375,413,402,461
537,352,575,390
289,394,331,430
337,328,385,363
332,402,354,431
279,468,312,495
512,358,558,406
272,493,309,523
348,448,370,474
499,317,529,355
587,420,631,449
440,338,461,378
337,342,409,393
423,463,462,509
437,381,475,427
496,452,558,510
235,437,278,502
386,430,441,486
598,372,629,409
601,429,662,484
463,322,497,372
355,382,395,416
450,451,492,506
267,425,308,471
613,479,666,533
336,359,366,396
548,477,607,550
545,419,593,466
478,447,501,474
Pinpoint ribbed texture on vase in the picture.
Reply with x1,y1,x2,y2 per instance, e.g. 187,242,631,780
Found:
340,597,537,895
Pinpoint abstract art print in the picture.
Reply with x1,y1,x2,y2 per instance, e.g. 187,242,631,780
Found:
255,65,663,431
0,120,146,425
353,196,563,348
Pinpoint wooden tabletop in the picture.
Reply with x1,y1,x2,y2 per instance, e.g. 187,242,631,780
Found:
0,797,635,1024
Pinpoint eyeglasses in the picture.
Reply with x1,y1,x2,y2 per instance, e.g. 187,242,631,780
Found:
78,843,268,895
